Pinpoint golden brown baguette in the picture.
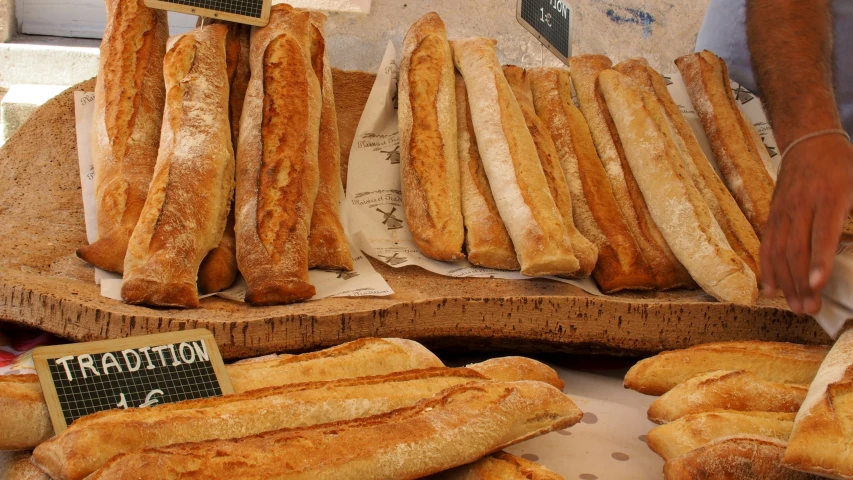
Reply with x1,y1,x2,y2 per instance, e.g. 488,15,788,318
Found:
306,12,352,270
0,451,49,480
647,370,808,424
452,38,579,277
75,0,168,273
429,451,565,479
503,65,598,278
0,375,51,450
527,67,655,292
569,55,692,290
664,435,817,480
398,13,465,261
121,24,235,308
624,341,829,396
467,356,564,390
598,69,757,304
89,381,582,480
675,51,776,237
235,4,321,305
647,410,795,461
455,72,519,270
613,59,762,279
783,327,853,479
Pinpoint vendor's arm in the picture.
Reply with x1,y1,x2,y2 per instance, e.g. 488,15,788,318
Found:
748,0,853,314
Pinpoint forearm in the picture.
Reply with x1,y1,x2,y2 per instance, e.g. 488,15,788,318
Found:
746,0,840,149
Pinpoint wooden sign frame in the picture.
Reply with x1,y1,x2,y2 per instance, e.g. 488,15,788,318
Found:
516,0,572,67
144,0,272,27
33,329,233,433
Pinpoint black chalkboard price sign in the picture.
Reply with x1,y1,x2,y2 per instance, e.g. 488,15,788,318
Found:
144,0,272,26
32,329,233,433
516,0,572,66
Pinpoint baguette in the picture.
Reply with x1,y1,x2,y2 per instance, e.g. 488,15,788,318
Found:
455,72,519,270
664,435,816,480
624,341,829,396
503,65,597,278
613,59,762,279
569,55,692,290
675,50,776,237
75,0,168,273
647,410,795,461
598,69,757,304
452,38,579,277
0,375,51,450
527,67,655,292
429,451,565,479
0,452,49,480
398,13,465,261
235,4,322,305
647,370,808,424
89,381,582,480
467,356,564,390
306,12,352,270
121,24,235,308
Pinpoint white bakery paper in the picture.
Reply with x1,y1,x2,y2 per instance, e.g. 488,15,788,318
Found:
345,41,602,295
75,93,394,303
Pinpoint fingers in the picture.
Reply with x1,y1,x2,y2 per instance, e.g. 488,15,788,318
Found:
786,205,816,314
760,214,777,295
809,198,849,291
769,211,805,313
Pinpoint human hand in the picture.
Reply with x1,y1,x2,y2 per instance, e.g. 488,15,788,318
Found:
760,134,853,314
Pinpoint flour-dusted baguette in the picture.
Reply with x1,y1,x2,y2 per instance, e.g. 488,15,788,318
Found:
121,24,234,308
0,375,51,450
235,4,322,305
527,67,655,292
75,0,168,273
613,59,762,279
598,69,757,304
398,13,464,261
429,451,565,480
647,370,808,424
89,381,582,480
675,51,776,237
0,451,49,480
647,410,795,461
452,38,579,277
569,55,692,290
503,65,598,278
455,72,519,270
624,341,829,396
467,356,564,390
306,12,352,270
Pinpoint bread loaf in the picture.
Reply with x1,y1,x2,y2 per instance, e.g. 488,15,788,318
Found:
675,51,776,237
598,69,757,304
467,356,564,390
503,65,598,278
75,0,168,273
121,24,234,308
398,13,465,261
235,4,321,305
0,375,51,450
624,341,828,396
0,451,49,480
452,38,579,277
613,59,761,279
647,370,808,424
89,381,582,480
429,451,565,479
527,67,655,292
455,72,519,270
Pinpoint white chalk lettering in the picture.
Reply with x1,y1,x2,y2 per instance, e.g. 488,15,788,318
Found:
138,347,156,370
122,349,142,372
54,356,75,382
151,345,170,367
192,341,210,362
167,344,181,367
101,353,123,375
77,354,100,379
179,342,195,364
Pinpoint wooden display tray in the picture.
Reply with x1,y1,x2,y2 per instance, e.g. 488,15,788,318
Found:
0,73,836,359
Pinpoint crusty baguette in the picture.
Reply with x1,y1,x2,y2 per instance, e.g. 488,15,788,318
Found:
0,375,51,451
452,38,579,277
235,4,321,305
121,24,235,308
398,13,465,261
306,12,352,270
429,451,565,479
624,341,829,396
89,381,582,480
569,55,692,290
664,435,817,480
467,356,563,390
647,410,794,461
527,67,655,292
75,0,168,273
503,65,598,278
455,72,519,270
598,69,757,304
647,370,808,424
783,327,853,479
0,451,49,480
612,59,761,279
675,51,776,237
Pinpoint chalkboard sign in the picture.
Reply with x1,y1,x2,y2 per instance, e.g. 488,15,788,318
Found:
516,0,572,66
144,0,272,26
33,329,233,433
